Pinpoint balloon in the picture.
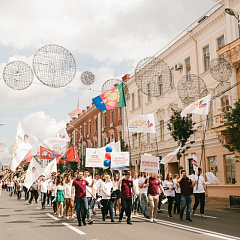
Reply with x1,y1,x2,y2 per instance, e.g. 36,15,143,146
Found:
105,146,112,152
105,152,111,160
104,159,111,167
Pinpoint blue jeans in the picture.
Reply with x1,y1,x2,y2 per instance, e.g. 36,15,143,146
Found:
180,195,192,219
75,197,88,224
9,187,13,197
141,193,149,217
133,193,141,212
101,199,113,220
87,197,94,219
41,192,47,209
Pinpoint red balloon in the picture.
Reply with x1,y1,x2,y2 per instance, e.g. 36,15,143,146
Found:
105,152,111,160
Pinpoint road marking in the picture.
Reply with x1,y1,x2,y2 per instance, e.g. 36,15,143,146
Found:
159,209,217,218
134,215,240,240
62,222,86,235
46,213,59,221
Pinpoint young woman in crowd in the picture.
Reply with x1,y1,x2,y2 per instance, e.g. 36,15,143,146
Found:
55,176,65,218
112,173,121,216
64,175,74,219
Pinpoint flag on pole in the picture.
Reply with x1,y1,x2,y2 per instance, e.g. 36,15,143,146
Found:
10,122,38,171
193,154,198,173
92,82,126,110
40,146,61,160
19,151,32,167
161,146,181,165
24,158,44,189
56,128,70,142
181,94,212,117
43,159,57,178
56,146,79,164
128,114,156,133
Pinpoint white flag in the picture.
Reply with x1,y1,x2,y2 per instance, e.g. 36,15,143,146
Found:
24,158,44,189
193,154,198,173
10,122,38,171
181,94,212,117
43,159,57,178
106,141,121,152
128,114,156,133
161,146,181,165
56,128,70,142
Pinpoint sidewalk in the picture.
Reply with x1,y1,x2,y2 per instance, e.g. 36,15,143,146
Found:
205,197,240,212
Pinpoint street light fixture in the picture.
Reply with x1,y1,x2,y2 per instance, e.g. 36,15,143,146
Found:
225,8,240,36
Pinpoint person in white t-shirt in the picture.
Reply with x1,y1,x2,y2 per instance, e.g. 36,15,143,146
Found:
39,177,48,209
138,172,149,218
132,173,141,215
64,175,74,219
173,174,181,214
192,168,207,218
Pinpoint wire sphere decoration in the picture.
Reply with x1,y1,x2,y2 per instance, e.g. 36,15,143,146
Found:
209,58,232,82
2,61,34,90
135,57,171,97
33,44,76,88
177,74,208,105
0,143,6,152
101,79,130,100
81,71,95,85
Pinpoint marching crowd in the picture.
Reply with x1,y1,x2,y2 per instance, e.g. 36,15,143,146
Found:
0,168,207,226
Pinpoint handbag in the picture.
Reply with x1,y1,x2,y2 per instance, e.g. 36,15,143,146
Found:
110,188,117,199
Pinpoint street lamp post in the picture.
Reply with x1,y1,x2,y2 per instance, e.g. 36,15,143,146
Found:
225,8,240,37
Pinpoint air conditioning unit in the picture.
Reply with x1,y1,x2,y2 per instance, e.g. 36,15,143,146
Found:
204,52,210,58
175,63,182,71
110,122,114,127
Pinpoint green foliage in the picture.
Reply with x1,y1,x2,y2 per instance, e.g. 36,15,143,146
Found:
120,138,128,152
223,101,240,158
167,108,196,160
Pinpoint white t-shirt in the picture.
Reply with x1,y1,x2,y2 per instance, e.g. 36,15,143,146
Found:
51,184,56,197
173,179,181,194
48,180,53,191
64,181,73,198
102,181,113,199
97,179,104,196
112,180,120,191
163,180,175,197
40,181,48,193
84,177,92,198
193,175,205,193
56,185,64,191
133,179,140,194
138,177,148,194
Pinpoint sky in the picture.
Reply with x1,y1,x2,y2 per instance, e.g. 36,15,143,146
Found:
0,0,219,164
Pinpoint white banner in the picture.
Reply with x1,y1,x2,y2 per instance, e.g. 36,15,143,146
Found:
140,155,159,174
181,94,211,117
85,148,105,167
24,158,44,189
56,128,70,142
128,114,156,133
105,141,121,152
10,122,38,171
161,146,181,165
43,158,57,178
111,152,129,170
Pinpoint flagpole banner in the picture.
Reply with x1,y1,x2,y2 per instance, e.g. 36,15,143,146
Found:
40,146,61,160
128,114,156,133
181,94,212,117
56,128,70,142
140,155,159,174
10,122,38,171
24,158,44,189
43,159,57,178
106,141,121,152
85,148,105,167
57,146,78,164
111,152,129,170
92,82,126,111
161,146,181,165
193,154,198,173
19,151,32,167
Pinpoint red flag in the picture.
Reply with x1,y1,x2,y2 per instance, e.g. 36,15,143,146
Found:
57,146,79,164
19,151,31,167
40,146,61,160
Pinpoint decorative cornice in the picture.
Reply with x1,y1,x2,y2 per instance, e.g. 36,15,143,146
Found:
156,108,165,121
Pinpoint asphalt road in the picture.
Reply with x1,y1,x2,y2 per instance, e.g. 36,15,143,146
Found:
0,190,239,240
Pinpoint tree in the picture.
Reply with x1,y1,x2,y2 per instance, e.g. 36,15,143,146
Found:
167,108,196,161
223,101,240,161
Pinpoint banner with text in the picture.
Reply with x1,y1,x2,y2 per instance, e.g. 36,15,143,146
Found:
85,148,105,168
140,155,159,174
111,152,130,170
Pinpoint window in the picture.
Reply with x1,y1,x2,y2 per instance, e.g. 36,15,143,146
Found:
103,112,107,127
185,57,191,74
160,120,164,141
170,68,174,89
138,133,142,145
138,90,141,107
188,158,194,175
80,126,82,138
118,131,122,140
84,124,86,137
110,110,114,123
158,76,163,96
132,134,137,148
203,45,210,71
217,35,225,50
110,133,114,142
147,83,151,102
208,156,218,176
207,100,214,128
94,117,98,131
94,140,98,148
221,96,230,112
118,108,122,119
225,154,236,184
147,133,150,144
132,93,135,110
88,121,91,135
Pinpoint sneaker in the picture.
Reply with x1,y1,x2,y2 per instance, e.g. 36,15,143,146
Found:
47,204,50,207
191,210,195,217
201,214,206,218
119,218,122,223
127,219,132,225
153,218,157,222
111,219,114,222
82,220,86,226
150,218,153,223
158,210,163,213
93,211,96,216
66,216,69,219
168,215,173,218
134,212,138,215
58,214,61,218
88,220,93,225
186,218,193,222
180,213,183,220
78,222,81,227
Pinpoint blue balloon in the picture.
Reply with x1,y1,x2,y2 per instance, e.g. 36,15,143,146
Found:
104,159,111,167
105,146,113,152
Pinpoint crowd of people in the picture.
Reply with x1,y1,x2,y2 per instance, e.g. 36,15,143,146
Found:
0,167,207,226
